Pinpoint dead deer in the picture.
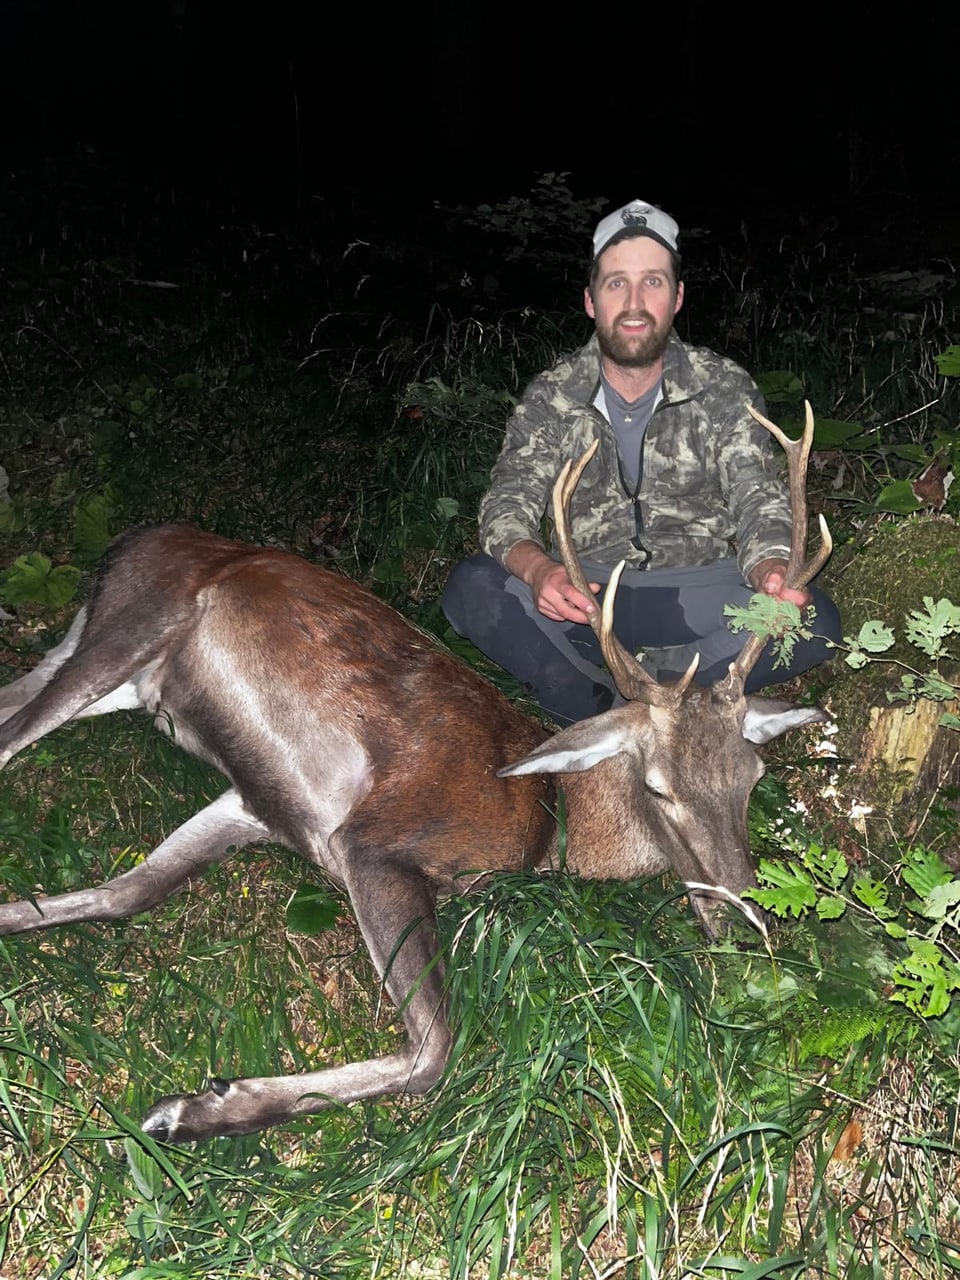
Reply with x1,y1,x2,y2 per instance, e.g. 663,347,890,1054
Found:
0,404,831,1142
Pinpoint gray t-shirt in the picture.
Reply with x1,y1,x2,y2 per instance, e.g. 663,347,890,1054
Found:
596,374,662,490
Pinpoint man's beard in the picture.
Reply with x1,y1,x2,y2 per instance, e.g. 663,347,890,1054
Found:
596,311,672,368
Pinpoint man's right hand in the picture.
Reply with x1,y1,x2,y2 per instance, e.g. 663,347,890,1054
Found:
505,541,600,625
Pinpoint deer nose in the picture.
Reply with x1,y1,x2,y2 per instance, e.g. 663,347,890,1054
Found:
689,890,768,941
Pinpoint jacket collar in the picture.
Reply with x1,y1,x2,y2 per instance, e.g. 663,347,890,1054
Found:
562,332,705,411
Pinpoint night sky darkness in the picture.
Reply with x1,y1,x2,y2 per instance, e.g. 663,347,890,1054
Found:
0,0,956,221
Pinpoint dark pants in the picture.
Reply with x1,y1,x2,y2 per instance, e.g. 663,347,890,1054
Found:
442,553,842,725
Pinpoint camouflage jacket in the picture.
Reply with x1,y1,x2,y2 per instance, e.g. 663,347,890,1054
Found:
479,333,793,580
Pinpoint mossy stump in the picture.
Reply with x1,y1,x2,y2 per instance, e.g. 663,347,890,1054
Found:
821,514,960,845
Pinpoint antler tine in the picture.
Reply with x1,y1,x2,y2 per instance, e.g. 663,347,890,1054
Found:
727,400,833,687
552,445,666,702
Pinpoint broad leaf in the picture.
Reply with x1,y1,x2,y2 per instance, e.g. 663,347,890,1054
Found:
745,860,817,918
285,883,342,936
0,553,81,607
901,846,953,899
816,895,846,921
810,418,866,448
124,1135,166,1200
891,937,960,1018
755,370,804,404
934,345,960,377
904,597,960,660
874,479,921,515
74,490,115,561
855,620,895,653
802,843,848,890
852,876,893,916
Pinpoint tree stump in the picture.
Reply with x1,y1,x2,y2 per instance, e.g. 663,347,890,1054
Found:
860,696,960,816
819,514,960,850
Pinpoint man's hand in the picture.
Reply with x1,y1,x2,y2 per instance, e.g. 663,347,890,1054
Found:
529,561,601,623
506,541,600,624
749,557,812,608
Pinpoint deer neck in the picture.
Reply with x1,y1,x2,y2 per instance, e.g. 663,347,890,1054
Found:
548,761,667,882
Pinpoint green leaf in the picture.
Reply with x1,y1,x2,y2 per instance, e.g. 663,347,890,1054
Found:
685,1255,806,1278
0,500,27,534
48,472,78,508
874,479,921,515
745,860,817,918
916,673,959,702
370,557,407,585
923,882,960,921
940,712,960,730
852,876,893,915
901,846,953,899
904,597,960,660
285,883,342,936
810,418,866,448
816,895,846,920
802,843,848,890
0,553,81,607
934,345,960,377
124,1135,166,1200
890,937,960,1018
74,490,115,561
887,442,934,463
724,593,802,641
844,650,869,669
125,1201,170,1246
434,495,459,521
755,370,804,404
855,619,895,653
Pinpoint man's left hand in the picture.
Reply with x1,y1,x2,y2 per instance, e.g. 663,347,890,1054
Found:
749,558,812,608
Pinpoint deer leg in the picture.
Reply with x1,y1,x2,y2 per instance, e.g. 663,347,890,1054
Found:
0,661,151,767
0,608,88,720
0,790,267,936
141,855,452,1142
0,598,184,764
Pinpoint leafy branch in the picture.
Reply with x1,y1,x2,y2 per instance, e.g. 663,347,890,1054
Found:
723,593,818,669
746,840,960,1018
840,596,960,730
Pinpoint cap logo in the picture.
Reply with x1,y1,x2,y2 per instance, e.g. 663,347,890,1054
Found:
592,200,679,257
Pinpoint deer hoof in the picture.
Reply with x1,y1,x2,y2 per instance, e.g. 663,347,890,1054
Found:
141,1079,237,1143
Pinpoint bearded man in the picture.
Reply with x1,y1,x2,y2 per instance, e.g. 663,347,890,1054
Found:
442,199,841,725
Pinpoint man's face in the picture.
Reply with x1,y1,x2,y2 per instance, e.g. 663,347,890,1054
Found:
584,237,684,369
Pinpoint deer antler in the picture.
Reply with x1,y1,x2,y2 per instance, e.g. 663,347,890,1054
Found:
723,400,833,690
552,443,696,704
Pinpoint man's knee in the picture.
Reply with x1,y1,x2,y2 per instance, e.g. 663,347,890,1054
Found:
441,554,510,636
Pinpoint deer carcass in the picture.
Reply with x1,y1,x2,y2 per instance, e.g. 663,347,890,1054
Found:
0,404,830,1141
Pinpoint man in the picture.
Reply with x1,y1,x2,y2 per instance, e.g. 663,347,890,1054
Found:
442,199,841,725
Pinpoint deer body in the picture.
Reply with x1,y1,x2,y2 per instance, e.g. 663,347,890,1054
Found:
0,409,831,1142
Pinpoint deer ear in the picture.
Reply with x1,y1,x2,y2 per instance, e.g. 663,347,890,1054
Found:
497,717,633,777
742,698,828,745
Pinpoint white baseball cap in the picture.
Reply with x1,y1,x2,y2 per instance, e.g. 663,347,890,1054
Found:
592,199,680,258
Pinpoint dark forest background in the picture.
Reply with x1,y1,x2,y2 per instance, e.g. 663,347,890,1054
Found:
0,0,955,215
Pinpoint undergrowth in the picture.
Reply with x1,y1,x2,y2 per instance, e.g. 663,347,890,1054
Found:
1,161,959,1276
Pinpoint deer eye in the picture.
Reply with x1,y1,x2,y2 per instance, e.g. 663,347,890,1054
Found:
645,768,671,799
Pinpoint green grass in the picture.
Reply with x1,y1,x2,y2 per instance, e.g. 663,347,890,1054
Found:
2,814,956,1276
1,163,959,1276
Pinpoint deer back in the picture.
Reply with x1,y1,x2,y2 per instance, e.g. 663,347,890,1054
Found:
95,525,559,887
